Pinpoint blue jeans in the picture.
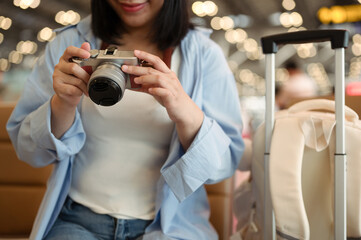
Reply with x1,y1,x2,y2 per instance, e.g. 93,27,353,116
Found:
44,197,153,240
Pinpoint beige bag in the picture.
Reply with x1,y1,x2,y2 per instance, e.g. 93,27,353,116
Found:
234,99,361,240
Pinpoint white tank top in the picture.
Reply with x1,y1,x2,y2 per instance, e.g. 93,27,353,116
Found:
69,47,180,220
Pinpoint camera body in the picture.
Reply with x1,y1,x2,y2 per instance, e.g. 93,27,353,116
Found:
72,47,140,106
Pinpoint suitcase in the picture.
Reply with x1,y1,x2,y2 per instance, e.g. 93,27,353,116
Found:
232,30,361,240
262,30,350,240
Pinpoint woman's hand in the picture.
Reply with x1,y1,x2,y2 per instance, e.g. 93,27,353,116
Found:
51,42,91,138
121,50,204,150
52,42,91,109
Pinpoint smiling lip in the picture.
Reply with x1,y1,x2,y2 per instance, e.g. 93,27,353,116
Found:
120,2,147,13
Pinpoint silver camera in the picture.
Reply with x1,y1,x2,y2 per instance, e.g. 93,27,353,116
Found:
71,46,140,106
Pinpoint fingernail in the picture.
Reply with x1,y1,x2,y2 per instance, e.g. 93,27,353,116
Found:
134,77,140,83
122,65,128,71
134,50,140,55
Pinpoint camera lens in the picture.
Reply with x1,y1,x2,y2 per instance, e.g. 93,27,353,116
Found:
87,62,127,106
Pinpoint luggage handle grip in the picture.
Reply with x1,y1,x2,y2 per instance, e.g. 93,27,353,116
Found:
288,99,358,122
261,29,349,54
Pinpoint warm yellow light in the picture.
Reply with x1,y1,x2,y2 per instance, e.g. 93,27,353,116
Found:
290,12,303,27
353,34,361,44
9,51,23,64
276,68,289,83
243,38,258,52
38,27,55,42
330,6,347,24
280,12,292,28
64,10,76,24
210,17,221,30
55,10,81,25
225,29,247,44
352,44,361,56
246,47,264,61
0,17,12,30
318,7,332,24
318,5,361,24
13,0,21,6
239,69,254,84
220,16,234,30
0,58,10,72
30,0,40,8
192,1,206,17
203,1,218,16
235,29,247,43
296,43,316,58
344,5,361,22
282,0,296,11
14,0,40,9
17,40,37,54
55,11,65,23
225,30,236,44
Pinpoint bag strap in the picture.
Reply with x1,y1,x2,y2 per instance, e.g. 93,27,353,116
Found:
269,117,310,240
289,99,358,123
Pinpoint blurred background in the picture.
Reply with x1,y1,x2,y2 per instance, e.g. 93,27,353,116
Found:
1,0,361,135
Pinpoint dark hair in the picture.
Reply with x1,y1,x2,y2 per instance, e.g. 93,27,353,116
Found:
285,60,298,70
91,0,194,50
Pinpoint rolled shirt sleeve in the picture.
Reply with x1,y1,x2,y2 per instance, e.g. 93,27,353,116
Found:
161,31,244,201
6,32,86,167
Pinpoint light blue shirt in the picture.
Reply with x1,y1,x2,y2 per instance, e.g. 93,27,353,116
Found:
7,16,244,240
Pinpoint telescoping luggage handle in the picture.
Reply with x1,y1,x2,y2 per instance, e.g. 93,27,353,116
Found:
261,29,348,53
260,29,349,240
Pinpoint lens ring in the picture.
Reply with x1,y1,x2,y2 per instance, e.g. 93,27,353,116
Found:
88,62,127,106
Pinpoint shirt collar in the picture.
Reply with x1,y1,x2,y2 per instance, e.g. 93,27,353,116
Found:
76,15,101,49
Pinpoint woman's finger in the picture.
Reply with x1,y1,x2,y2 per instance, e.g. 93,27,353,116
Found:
54,80,84,98
121,65,158,77
54,71,89,96
80,42,91,52
57,58,90,83
62,45,91,61
133,50,170,73
62,74,89,96
133,74,175,91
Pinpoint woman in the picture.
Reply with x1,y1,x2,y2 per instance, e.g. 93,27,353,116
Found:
7,0,244,239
